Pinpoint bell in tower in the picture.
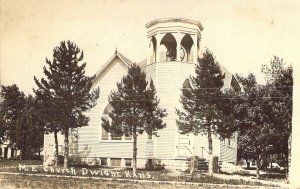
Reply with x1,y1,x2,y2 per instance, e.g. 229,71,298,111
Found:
146,18,203,65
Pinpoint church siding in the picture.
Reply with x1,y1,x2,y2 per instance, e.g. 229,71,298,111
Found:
154,63,180,159
220,144,237,163
220,132,238,164
146,63,156,83
75,57,152,163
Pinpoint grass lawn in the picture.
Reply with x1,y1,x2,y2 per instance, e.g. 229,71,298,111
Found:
0,160,279,188
0,174,274,189
0,159,43,171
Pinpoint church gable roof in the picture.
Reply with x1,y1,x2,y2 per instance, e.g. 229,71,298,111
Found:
92,50,134,86
219,64,232,89
219,64,241,91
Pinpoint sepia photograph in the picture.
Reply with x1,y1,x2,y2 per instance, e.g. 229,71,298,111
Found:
0,0,299,188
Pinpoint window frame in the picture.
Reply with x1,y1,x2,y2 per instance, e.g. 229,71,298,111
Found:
110,158,121,167
100,158,108,166
125,159,132,167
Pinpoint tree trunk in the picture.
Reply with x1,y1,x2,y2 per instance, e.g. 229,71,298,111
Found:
63,129,69,169
54,130,59,166
190,156,198,174
207,128,213,175
132,131,137,176
19,150,23,160
256,155,261,179
287,134,291,180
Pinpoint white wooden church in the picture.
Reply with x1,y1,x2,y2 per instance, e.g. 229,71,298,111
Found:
43,18,240,170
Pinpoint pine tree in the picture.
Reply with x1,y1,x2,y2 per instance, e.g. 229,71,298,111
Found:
176,49,235,175
34,41,100,168
102,64,166,175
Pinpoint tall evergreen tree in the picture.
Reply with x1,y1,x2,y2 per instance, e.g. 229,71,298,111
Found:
102,64,166,175
34,41,100,168
176,49,235,175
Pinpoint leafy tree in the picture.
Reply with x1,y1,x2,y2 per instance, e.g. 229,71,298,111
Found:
262,56,293,176
0,99,6,144
0,85,43,159
20,95,44,159
34,41,100,168
0,85,26,157
234,72,290,178
34,85,62,165
0,116,5,144
102,64,166,175
236,57,292,178
176,49,235,175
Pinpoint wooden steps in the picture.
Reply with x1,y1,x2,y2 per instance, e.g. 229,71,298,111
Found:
197,158,208,172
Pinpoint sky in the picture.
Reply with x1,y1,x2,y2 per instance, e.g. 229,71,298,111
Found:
1,0,300,94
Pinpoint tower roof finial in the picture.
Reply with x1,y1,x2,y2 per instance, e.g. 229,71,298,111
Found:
115,46,118,54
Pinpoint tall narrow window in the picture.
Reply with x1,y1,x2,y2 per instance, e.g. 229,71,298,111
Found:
101,104,113,140
101,115,109,140
102,127,109,140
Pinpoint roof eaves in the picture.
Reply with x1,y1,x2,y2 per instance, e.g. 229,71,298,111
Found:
116,51,135,66
92,51,134,86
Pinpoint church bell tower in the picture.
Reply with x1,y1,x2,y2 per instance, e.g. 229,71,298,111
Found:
145,18,204,161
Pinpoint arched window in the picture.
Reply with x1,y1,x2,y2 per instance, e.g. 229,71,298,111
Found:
181,34,194,62
182,79,191,89
160,33,177,61
149,36,157,63
100,104,132,141
101,104,112,140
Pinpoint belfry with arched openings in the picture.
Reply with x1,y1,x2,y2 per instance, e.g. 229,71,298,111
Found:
146,18,202,64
